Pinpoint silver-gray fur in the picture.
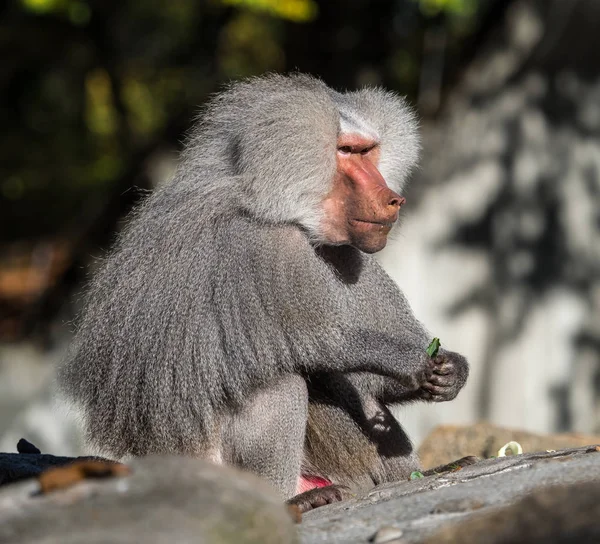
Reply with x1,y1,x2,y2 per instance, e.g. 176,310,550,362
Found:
57,74,467,501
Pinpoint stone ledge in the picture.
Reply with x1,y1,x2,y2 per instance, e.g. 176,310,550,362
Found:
300,446,600,543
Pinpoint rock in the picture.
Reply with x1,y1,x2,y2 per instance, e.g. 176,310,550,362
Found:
299,446,600,543
423,481,600,544
429,497,485,514
3,443,599,543
418,422,600,468
0,456,297,544
16,438,41,454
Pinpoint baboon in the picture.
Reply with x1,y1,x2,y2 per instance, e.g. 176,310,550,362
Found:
58,74,469,511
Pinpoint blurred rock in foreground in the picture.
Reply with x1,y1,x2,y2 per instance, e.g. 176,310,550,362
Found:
419,422,600,468
0,456,297,544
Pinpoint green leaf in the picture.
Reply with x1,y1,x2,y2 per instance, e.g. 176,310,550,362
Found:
410,471,424,480
426,337,441,358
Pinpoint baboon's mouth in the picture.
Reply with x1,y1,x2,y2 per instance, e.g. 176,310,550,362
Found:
350,218,394,229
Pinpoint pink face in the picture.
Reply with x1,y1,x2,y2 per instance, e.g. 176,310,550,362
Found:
320,134,405,253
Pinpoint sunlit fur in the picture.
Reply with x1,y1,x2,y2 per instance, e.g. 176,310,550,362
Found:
180,74,419,241
330,88,420,196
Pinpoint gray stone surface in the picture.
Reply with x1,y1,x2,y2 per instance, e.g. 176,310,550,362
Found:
299,446,600,543
422,480,600,544
0,456,297,544
1,446,598,543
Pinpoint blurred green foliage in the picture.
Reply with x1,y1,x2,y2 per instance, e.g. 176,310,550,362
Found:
220,0,319,22
19,0,92,26
414,0,477,16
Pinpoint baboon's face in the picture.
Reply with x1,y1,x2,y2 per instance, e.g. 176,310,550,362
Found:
321,133,405,254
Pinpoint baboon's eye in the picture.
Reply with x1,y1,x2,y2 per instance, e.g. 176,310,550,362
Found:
361,145,376,155
338,146,352,154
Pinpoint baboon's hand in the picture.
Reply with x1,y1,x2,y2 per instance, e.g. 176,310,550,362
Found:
418,351,469,402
